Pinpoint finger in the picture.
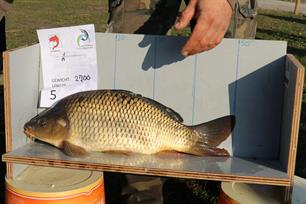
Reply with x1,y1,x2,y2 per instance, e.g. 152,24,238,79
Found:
175,0,197,30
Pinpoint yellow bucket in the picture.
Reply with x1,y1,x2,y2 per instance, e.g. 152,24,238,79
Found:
5,166,105,204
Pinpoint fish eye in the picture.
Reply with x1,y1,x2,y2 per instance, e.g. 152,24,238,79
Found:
38,118,47,127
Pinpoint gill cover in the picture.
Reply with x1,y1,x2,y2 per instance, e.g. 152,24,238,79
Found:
24,106,69,148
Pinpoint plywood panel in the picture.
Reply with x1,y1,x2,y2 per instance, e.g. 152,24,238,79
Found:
3,51,12,178
280,57,298,172
6,45,41,150
2,142,290,186
4,34,297,185
109,34,155,98
4,45,41,178
153,36,195,124
233,40,287,159
280,55,304,179
96,33,117,89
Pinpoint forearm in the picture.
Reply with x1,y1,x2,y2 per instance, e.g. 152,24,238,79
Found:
0,0,13,20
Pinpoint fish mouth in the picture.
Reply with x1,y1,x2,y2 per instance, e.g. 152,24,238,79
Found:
24,128,37,142
24,127,59,148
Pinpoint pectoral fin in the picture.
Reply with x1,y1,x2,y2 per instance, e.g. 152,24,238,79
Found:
63,141,88,157
188,147,230,157
102,150,132,156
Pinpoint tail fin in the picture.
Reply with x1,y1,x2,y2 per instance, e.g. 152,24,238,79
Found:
188,115,235,157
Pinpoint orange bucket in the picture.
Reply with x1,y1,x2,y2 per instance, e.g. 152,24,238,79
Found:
5,166,105,204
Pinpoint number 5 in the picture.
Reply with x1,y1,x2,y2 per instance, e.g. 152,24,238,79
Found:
50,90,56,100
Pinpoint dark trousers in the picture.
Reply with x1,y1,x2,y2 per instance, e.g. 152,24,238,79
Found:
0,16,6,203
0,17,6,72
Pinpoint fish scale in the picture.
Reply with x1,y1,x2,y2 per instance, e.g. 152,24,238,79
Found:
92,94,170,151
72,93,151,152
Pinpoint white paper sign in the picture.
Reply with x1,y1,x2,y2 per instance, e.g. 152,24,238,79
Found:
37,24,98,107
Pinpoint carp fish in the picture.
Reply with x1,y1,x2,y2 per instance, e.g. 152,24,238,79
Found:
24,90,235,157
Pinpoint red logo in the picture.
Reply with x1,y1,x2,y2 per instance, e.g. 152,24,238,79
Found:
48,35,60,50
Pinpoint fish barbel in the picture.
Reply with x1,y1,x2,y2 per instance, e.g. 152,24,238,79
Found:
24,90,235,157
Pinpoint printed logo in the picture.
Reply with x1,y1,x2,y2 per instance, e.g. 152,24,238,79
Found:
77,29,92,48
48,35,60,50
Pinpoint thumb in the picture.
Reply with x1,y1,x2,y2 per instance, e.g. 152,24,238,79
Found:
175,0,197,30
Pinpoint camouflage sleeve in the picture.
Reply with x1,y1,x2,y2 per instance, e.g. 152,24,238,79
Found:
227,0,238,10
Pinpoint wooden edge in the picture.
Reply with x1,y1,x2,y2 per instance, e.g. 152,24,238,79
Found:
1,155,291,187
285,54,305,203
284,186,293,204
3,51,13,179
287,54,305,70
5,43,39,53
286,54,304,178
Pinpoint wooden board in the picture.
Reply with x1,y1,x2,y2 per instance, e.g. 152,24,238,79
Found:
280,54,305,203
233,40,287,159
3,45,41,178
6,35,288,158
283,56,304,171
2,142,290,186
3,49,12,178
3,33,304,188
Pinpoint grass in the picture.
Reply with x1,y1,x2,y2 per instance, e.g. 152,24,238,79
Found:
6,0,108,49
256,9,306,69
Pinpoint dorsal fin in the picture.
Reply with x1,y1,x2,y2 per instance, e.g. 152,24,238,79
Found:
164,106,184,123
141,97,184,123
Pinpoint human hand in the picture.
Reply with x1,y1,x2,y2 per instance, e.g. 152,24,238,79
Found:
175,0,233,56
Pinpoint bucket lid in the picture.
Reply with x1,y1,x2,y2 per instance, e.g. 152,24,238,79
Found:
221,182,282,204
6,165,103,198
